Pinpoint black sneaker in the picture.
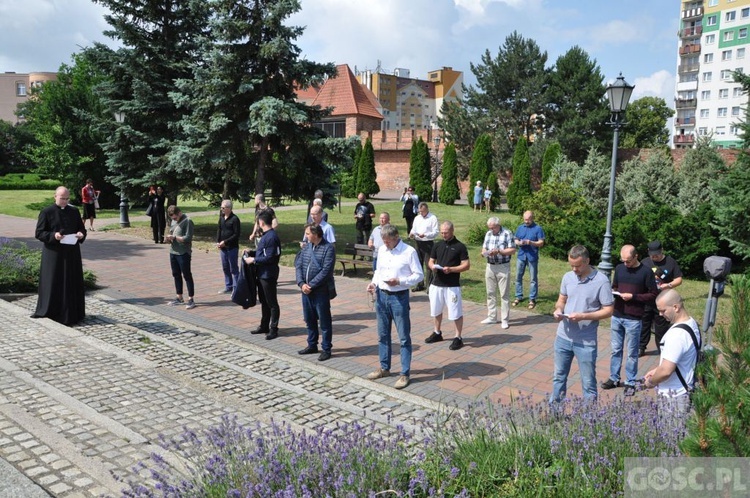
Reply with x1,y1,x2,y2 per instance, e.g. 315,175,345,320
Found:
449,337,463,351
638,348,646,357
601,378,623,390
425,331,443,344
623,385,636,397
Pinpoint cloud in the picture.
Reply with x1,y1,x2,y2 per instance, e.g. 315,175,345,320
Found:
631,70,675,106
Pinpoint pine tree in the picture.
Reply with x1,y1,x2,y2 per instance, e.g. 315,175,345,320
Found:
409,138,432,202
681,274,750,456
541,142,561,184
469,134,492,208
356,138,380,197
438,143,460,205
507,137,532,214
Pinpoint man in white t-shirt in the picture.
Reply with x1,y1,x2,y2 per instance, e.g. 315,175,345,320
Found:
644,289,701,422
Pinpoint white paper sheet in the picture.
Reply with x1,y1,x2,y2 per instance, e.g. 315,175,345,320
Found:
60,234,78,245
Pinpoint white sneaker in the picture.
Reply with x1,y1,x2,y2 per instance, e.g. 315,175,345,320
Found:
480,317,496,324
501,321,509,329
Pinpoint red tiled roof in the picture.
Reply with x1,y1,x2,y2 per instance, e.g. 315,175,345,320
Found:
312,64,383,119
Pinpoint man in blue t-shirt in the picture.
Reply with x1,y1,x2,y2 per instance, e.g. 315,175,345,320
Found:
551,245,614,402
513,211,545,309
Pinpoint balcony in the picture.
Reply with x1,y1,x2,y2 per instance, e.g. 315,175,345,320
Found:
678,64,700,74
675,117,695,126
675,98,697,109
682,7,703,20
681,26,703,38
674,134,695,145
679,43,701,55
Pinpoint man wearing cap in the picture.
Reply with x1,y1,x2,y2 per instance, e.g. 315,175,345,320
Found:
640,240,683,357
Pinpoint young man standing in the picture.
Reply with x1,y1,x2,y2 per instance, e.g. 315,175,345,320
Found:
216,200,241,294
513,210,545,309
244,211,281,340
165,205,196,310
354,192,376,245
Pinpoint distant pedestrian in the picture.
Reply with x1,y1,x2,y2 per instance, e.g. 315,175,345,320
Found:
306,189,327,223
366,224,424,389
368,212,390,270
513,210,545,309
551,245,614,402
251,193,278,246
483,187,492,213
295,223,336,362
472,181,483,212
424,221,471,351
354,192,375,245
408,202,438,292
148,186,166,243
400,186,419,234
81,178,100,231
481,217,516,328
216,199,241,294
640,240,683,356
304,205,335,245
244,210,281,340
165,205,196,310
32,186,87,325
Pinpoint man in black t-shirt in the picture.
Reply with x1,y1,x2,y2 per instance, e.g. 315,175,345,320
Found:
424,221,471,351
639,240,683,356
354,192,376,245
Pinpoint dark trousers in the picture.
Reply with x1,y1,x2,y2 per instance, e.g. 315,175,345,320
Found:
415,240,434,289
258,277,280,331
170,253,194,297
404,214,415,235
640,305,671,350
356,227,371,245
302,288,333,351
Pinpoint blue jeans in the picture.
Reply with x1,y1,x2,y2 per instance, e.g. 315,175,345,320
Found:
550,336,597,402
302,288,333,352
515,258,539,301
170,253,194,297
376,289,412,376
220,247,239,290
608,316,642,386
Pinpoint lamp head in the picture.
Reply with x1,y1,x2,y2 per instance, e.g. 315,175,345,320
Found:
605,73,634,114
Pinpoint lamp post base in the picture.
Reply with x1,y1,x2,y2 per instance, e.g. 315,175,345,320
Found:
119,193,131,228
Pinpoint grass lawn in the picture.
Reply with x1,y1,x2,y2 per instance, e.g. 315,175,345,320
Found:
1,189,731,328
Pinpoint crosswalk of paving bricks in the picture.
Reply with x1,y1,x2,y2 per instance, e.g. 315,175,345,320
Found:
0,295,440,497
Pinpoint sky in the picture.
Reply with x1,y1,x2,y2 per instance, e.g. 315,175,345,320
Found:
1,0,679,105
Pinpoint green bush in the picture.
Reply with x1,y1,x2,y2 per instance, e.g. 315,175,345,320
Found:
465,221,488,245
0,237,97,293
0,173,60,190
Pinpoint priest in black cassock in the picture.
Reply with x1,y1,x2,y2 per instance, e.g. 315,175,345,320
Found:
32,186,87,325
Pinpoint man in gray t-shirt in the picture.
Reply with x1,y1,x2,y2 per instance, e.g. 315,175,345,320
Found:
551,245,614,402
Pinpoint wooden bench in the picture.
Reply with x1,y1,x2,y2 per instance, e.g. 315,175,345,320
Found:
337,243,374,276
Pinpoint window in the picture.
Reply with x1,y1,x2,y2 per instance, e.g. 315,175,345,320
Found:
741,28,749,39
703,72,713,82
732,106,741,116
743,7,750,18
707,15,717,26
734,87,744,97
718,107,728,117
726,11,737,22
705,53,714,63
716,126,726,135
702,90,711,99
314,120,346,138
723,50,733,61
15,82,26,97
721,69,733,80
739,48,747,59
700,109,710,118
730,125,740,135
724,31,735,42
708,0,718,6
720,88,729,98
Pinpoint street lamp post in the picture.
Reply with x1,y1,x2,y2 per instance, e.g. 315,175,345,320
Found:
113,112,131,228
598,73,634,278
432,134,441,202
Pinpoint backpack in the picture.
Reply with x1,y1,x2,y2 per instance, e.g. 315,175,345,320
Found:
672,323,704,394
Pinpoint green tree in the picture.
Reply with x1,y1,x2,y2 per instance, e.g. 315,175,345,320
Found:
340,140,361,198
553,147,614,218
682,274,750,457
356,138,379,197
0,121,35,175
485,171,500,211
616,149,678,214
676,142,727,215
541,142,561,184
620,96,675,148
545,46,609,164
468,134,492,208
438,100,483,179
409,138,432,202
438,142,460,205
507,136,531,214
18,49,115,205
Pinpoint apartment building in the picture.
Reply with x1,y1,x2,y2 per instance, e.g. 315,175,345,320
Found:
0,72,57,124
356,64,462,131
675,0,750,148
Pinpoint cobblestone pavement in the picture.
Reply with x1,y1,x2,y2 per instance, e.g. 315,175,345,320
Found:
0,211,661,496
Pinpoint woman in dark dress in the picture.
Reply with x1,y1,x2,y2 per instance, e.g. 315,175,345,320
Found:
148,186,167,243
33,186,87,325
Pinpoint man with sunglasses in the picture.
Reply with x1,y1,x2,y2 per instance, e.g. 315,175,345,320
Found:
216,200,241,294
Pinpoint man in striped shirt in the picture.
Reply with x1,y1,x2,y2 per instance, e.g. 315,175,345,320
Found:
481,217,516,328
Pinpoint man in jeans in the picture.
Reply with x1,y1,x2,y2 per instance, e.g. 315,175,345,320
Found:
513,210,545,309
165,205,196,310
366,224,424,390
551,245,614,402
602,245,658,396
216,199,241,294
